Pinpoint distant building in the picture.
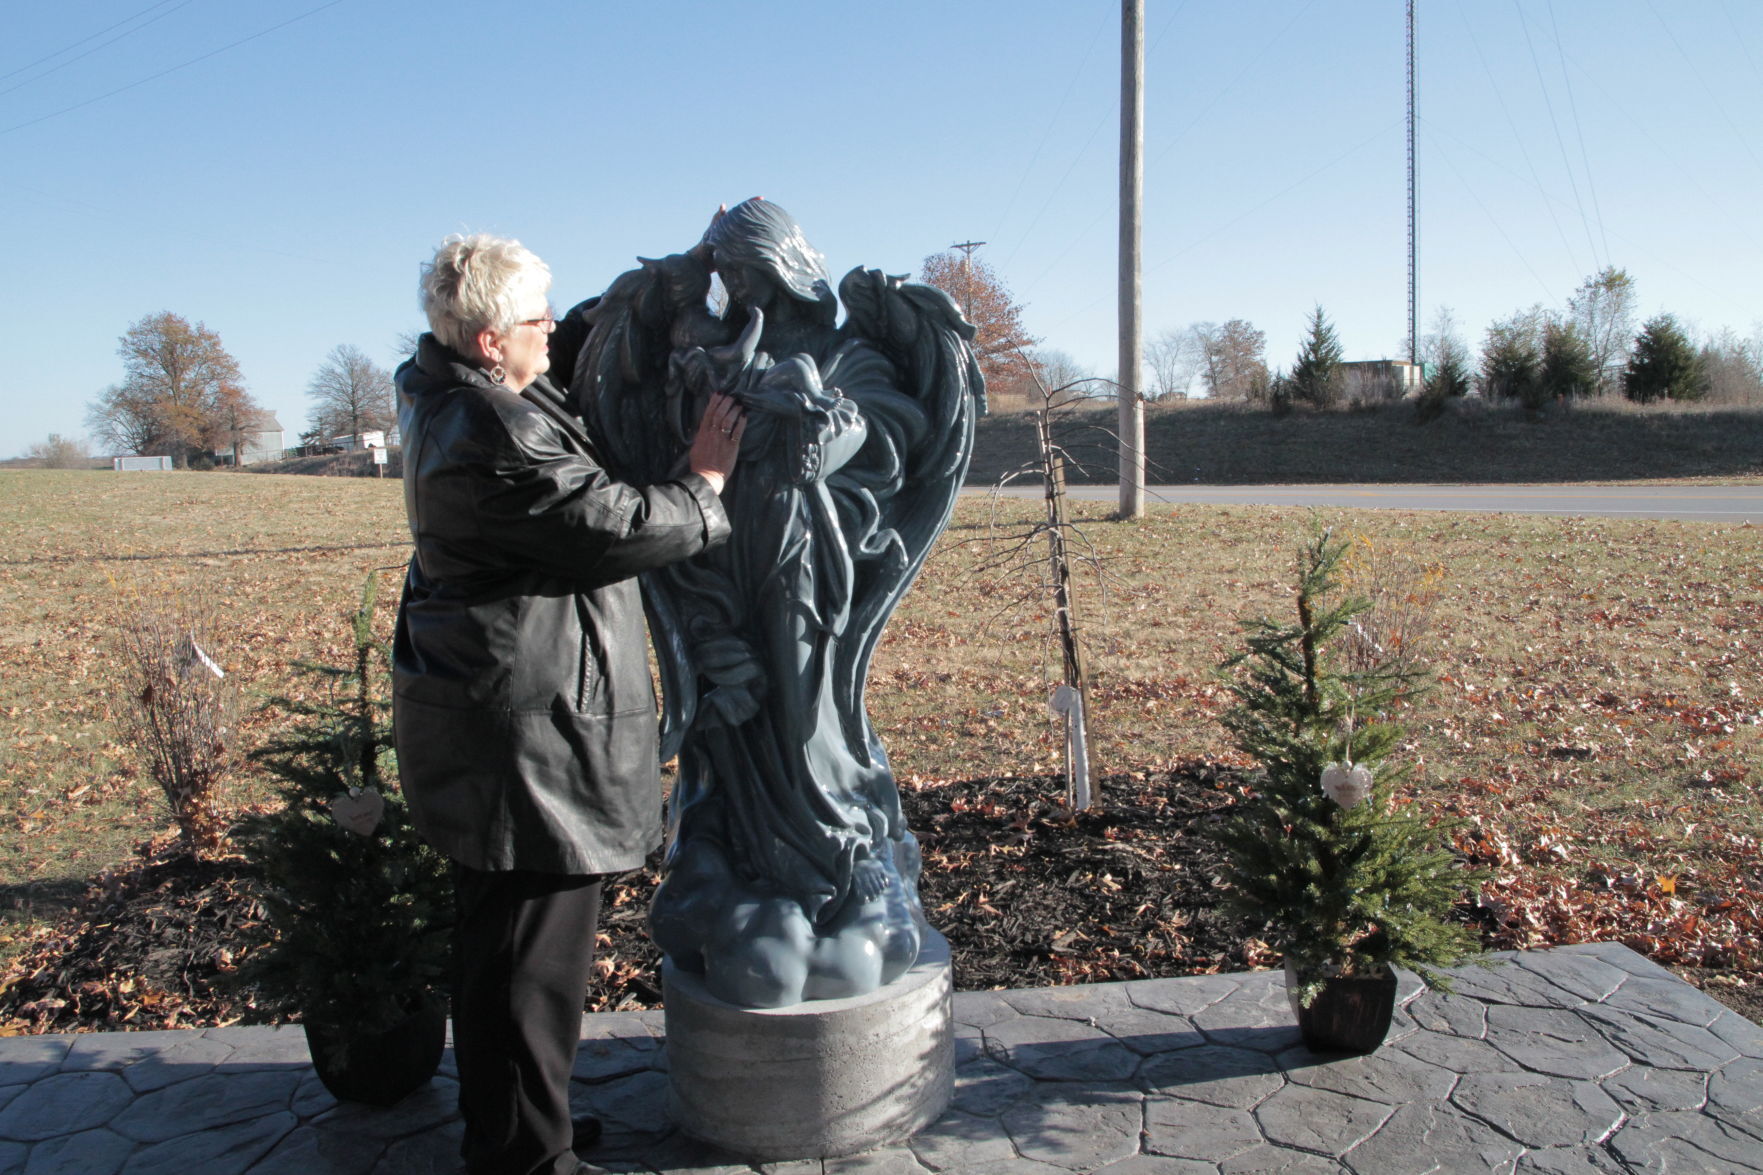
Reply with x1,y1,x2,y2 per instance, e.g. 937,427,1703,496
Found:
217,410,285,465
1340,360,1423,403
330,430,387,452
114,455,174,472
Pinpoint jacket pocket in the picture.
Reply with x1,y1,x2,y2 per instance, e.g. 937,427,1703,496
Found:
575,597,603,712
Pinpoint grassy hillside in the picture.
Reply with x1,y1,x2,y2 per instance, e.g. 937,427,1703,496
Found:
970,396,1763,486
239,395,1762,485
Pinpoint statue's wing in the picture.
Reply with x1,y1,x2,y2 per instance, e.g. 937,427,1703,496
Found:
573,260,679,485
829,268,987,761
569,261,707,755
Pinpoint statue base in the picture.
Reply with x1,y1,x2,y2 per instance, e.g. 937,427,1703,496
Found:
662,927,954,1161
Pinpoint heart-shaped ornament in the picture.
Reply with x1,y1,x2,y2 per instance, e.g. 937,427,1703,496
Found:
330,788,385,836
1320,762,1373,809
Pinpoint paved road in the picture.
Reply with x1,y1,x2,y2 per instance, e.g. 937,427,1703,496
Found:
975,482,1763,523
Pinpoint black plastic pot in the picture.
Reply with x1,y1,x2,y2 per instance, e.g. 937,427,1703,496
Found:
1285,962,1398,1054
304,997,447,1106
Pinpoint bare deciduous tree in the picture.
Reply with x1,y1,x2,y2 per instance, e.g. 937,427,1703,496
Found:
1420,307,1471,379
1567,267,1636,395
1144,328,1203,400
25,434,91,468
1193,319,1268,401
307,344,396,443
1033,349,1105,406
1698,328,1763,406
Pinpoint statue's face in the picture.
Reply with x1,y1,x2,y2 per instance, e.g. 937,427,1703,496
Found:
717,260,775,312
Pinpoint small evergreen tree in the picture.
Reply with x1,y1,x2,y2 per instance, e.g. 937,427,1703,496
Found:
1215,527,1478,1007
1415,350,1472,422
1290,305,1344,408
1480,312,1542,407
1538,321,1599,402
1428,350,1472,400
1266,369,1294,415
1624,315,1705,404
240,574,452,1054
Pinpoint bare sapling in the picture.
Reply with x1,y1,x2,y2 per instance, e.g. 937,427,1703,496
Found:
979,349,1122,808
113,590,239,857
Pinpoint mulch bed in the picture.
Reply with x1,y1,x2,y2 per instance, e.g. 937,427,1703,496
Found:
591,765,1248,1013
0,846,267,1033
6,764,1761,1033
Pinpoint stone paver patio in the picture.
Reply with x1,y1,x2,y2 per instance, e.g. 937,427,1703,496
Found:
1,942,1760,1173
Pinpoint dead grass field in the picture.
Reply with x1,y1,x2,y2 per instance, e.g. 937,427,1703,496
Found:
2,469,1759,1000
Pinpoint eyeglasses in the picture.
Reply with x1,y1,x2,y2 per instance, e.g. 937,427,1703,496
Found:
517,306,557,331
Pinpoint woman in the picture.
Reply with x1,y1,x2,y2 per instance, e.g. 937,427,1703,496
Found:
392,233,744,1175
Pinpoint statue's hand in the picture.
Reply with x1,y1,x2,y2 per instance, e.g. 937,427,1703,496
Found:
711,308,764,396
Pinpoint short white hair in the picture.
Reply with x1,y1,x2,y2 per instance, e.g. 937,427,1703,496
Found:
419,233,552,353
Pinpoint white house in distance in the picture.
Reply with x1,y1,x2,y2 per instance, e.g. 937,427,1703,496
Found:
217,410,286,466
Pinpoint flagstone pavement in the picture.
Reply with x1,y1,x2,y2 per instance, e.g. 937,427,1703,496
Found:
1,942,1760,1173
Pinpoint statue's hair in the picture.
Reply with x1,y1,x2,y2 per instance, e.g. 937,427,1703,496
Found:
707,199,834,312
419,233,552,354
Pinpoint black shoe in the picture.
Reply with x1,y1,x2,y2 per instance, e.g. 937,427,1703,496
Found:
571,1116,603,1152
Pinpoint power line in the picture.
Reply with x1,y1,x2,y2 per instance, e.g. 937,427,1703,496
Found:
1719,0,1761,86
0,0,184,84
1645,0,1763,179
1425,126,1558,306
990,9,1111,266
998,0,1188,276
1149,0,1318,170
0,0,349,139
1429,118,1750,311
1555,50,1763,257
1454,0,1582,276
0,0,198,101
1546,0,1610,268
1039,120,1402,339
1514,0,1600,271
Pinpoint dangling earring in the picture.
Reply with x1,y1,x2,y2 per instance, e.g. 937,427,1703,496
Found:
489,364,507,384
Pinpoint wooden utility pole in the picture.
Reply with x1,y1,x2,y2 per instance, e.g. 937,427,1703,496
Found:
1117,0,1145,520
950,239,987,321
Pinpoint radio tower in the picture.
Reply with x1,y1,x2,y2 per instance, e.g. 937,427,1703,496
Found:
1407,0,1418,366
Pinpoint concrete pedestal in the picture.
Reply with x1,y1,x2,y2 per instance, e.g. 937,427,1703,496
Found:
662,928,954,1161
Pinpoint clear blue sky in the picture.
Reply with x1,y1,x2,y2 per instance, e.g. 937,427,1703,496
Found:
4,1,1758,455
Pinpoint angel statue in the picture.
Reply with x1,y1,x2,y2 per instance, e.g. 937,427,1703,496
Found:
566,198,985,1008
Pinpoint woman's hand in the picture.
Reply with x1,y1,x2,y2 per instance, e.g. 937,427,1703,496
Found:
688,391,747,494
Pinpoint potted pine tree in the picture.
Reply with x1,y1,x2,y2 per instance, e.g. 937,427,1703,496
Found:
241,574,453,1105
1215,527,1478,1053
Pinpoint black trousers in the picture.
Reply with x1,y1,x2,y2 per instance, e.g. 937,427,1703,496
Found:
452,865,603,1175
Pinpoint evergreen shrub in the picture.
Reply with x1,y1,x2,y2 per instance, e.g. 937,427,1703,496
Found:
239,574,451,1055
1215,526,1479,1007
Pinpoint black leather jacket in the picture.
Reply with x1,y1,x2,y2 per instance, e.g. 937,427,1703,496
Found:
391,335,729,873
